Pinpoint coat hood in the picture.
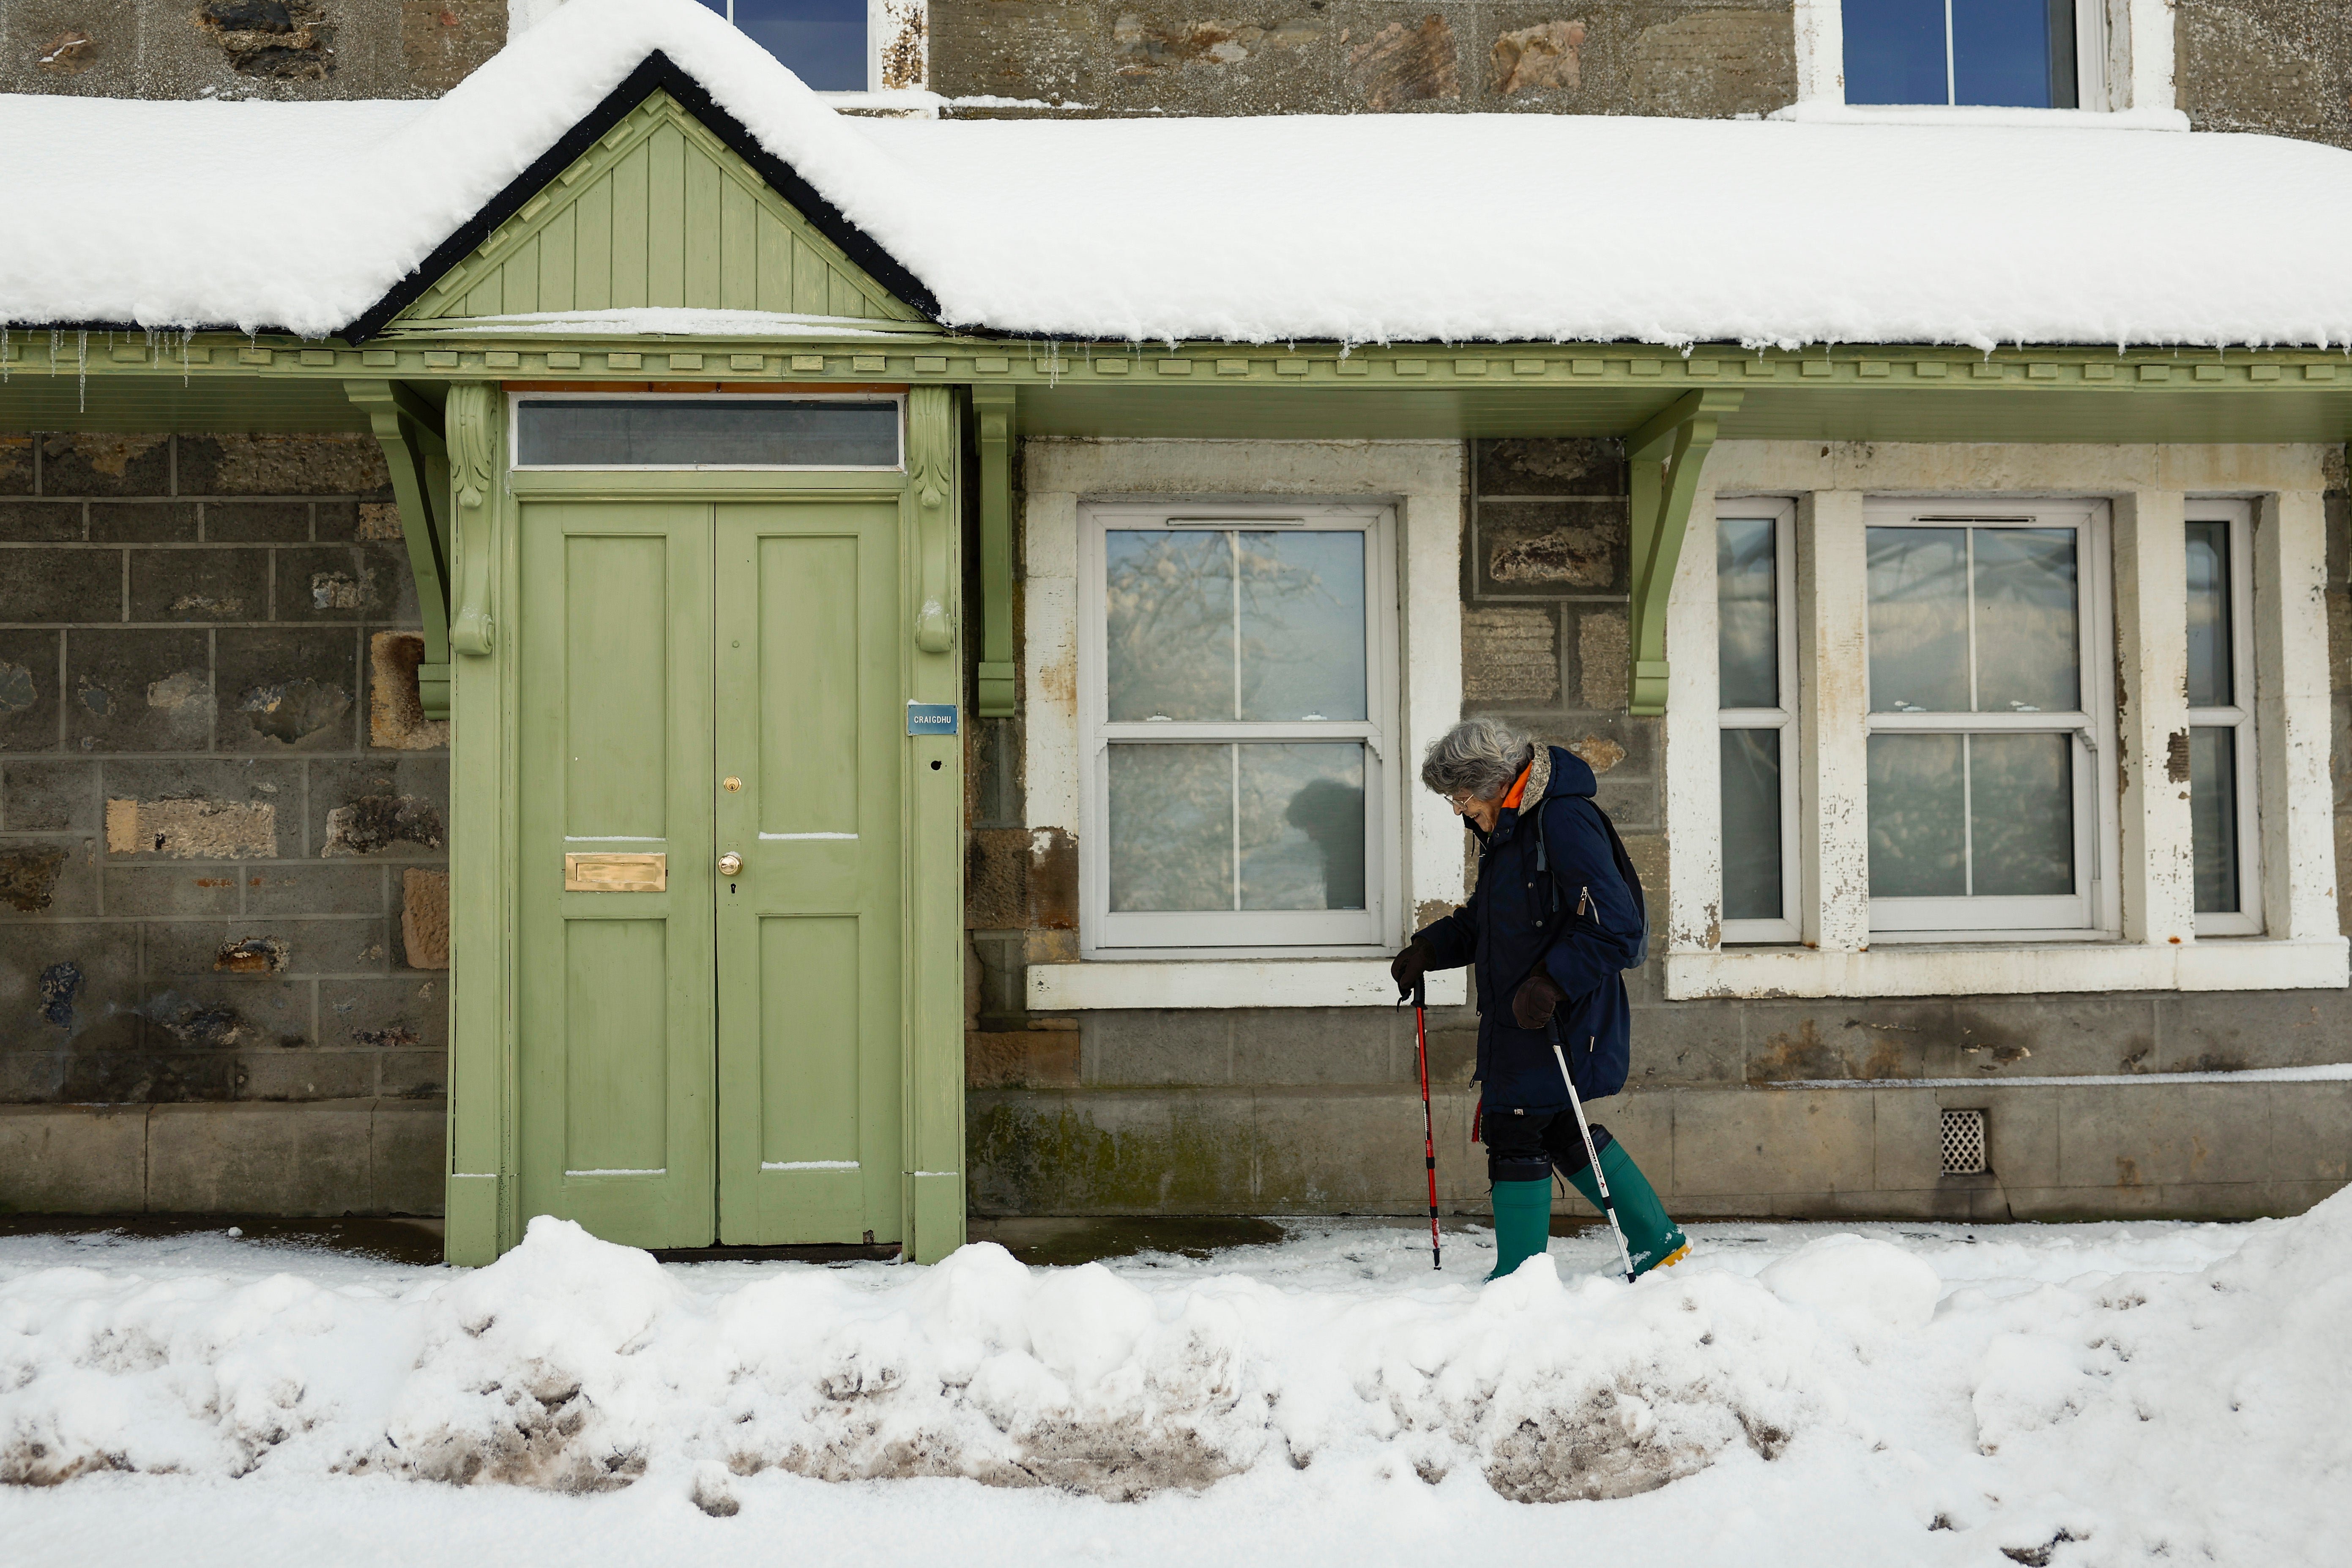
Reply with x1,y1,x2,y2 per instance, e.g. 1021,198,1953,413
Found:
1529,743,1597,803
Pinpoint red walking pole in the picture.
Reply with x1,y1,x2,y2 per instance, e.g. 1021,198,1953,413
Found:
1405,979,1441,1270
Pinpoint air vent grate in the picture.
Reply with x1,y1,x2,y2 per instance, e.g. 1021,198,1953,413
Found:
1940,1108,1988,1175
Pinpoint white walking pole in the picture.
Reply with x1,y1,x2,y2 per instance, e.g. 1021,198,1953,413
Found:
1549,1020,1635,1283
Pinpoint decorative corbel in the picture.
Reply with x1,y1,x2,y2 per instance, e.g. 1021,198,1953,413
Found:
972,387,1017,716
445,382,500,658
344,379,454,718
908,386,956,656
1625,389,1743,715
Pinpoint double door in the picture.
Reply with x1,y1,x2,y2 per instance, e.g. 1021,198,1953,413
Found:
515,498,903,1248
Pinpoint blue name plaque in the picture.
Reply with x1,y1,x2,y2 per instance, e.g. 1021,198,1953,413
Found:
906,701,960,736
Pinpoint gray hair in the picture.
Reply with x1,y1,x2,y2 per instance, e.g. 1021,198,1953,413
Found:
1419,718,1534,801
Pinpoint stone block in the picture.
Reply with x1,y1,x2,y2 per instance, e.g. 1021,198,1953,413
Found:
373,1097,449,1215
0,1103,147,1212
3,761,94,831
1344,9,1461,109
66,629,212,751
0,547,120,622
101,862,242,916
145,1100,375,1215
318,975,446,1049
0,920,140,1048
367,632,449,750
1868,1088,1944,1191
142,917,386,981
2154,990,2352,1073
52,1050,239,1103
88,501,197,543
0,436,30,496
0,500,83,541
1252,1086,1433,1210
246,862,390,918
1475,500,1628,594
1628,1001,1743,1086
177,435,388,498
139,975,310,1050
964,826,1029,928
1966,1083,2063,1190
1235,1006,1401,1085
308,756,449,859
967,1087,1258,1214
376,1047,448,1100
1029,826,1079,928
2262,1080,2352,1185
275,543,417,622
1742,1000,1945,1083
0,631,63,750
100,758,301,857
128,547,269,621
966,1031,1081,1089
1936,994,2158,1078
1461,605,1559,703
37,433,168,496
200,500,311,542
1529,714,1656,782
232,1047,377,1102
1476,438,1625,497
2052,1083,2278,1191
401,868,449,969
215,626,359,753
1081,1009,1230,1085
315,499,371,542
0,837,96,917
1573,606,1630,711
1667,1086,1878,1196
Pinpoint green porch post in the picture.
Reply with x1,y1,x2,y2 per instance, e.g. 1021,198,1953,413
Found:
1625,389,1741,715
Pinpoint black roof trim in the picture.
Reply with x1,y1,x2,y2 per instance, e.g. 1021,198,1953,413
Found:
342,50,941,344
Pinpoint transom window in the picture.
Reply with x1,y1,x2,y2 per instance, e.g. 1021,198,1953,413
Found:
2187,502,2260,935
1844,0,2098,109
1862,500,2114,937
1717,503,1800,944
1080,503,1397,953
695,0,874,92
512,397,902,470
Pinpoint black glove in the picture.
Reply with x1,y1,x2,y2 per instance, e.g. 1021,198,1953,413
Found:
1512,973,1567,1030
1390,941,1431,998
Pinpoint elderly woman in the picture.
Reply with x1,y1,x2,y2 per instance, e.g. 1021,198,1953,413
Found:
1392,718,1688,1281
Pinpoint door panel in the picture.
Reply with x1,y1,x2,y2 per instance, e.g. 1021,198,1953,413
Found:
717,503,903,1244
518,502,716,1247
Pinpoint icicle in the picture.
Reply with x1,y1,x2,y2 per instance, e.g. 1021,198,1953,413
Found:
50,327,62,375
180,329,194,387
76,329,88,413
1,325,9,384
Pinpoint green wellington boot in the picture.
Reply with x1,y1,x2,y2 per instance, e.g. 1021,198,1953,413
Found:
1485,1177,1556,1281
1564,1141,1690,1277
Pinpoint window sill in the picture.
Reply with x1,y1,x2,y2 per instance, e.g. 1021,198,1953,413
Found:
1666,937,2349,1000
1767,102,2191,133
1028,959,1469,1011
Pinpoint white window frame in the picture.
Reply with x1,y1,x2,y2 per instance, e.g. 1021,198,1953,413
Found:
1716,499,1801,945
506,391,905,472
1862,498,2118,942
2188,499,2262,938
1791,0,2177,117
694,0,927,96
1076,499,1401,958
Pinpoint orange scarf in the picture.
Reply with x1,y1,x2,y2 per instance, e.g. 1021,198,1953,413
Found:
1499,763,1532,811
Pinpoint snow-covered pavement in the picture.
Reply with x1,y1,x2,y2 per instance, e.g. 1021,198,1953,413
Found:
3,1197,2347,1567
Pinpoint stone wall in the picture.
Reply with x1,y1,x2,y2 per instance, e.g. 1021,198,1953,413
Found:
961,436,2352,1223
2177,0,2352,150
0,430,448,1214
1,0,504,99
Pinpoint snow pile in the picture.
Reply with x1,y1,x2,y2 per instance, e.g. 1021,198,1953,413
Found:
6,0,2352,347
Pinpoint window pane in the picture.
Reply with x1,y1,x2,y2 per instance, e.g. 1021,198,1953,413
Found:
1238,744,1365,910
1845,0,1950,104
1953,0,2073,110
1239,531,1367,722
2191,726,2240,914
2186,520,2234,708
1718,517,1778,709
1108,745,1232,911
1973,528,2079,714
1969,732,2074,896
702,0,869,91
1720,730,1784,921
1105,531,1235,721
516,400,898,467
1868,527,1971,711
1868,733,1967,896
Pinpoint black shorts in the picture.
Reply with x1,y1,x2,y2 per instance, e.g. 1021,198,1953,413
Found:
1481,1105,1614,1185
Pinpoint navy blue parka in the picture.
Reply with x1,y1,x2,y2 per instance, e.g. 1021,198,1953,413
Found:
1413,744,1643,1111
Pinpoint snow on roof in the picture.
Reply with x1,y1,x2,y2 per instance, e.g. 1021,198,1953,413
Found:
5,0,2352,351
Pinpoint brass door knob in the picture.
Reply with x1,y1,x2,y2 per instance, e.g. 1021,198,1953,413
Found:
717,852,744,876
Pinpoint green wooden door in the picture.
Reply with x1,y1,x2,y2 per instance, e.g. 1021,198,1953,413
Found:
517,502,717,1248
714,502,903,1245
515,498,903,1251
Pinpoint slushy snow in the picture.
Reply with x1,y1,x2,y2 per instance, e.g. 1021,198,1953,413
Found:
7,0,2352,349
4,1194,2350,1567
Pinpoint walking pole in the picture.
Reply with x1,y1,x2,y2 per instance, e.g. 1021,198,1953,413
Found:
1400,979,1441,1270
1548,1018,1635,1283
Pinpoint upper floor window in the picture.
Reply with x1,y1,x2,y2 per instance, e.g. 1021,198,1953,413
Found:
1844,0,2098,108
696,0,872,92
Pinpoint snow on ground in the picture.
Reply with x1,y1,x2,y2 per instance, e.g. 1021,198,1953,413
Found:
3,1198,2349,1566
8,0,2352,347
